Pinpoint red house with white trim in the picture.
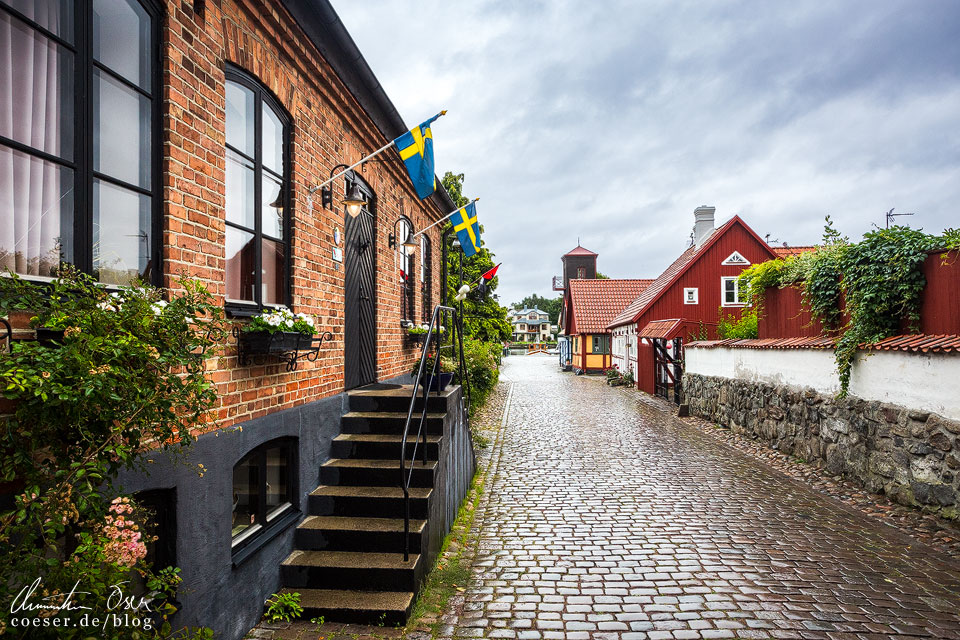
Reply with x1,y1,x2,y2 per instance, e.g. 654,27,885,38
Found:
607,206,781,399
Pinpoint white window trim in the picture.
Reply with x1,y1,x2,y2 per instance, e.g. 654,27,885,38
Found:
683,287,699,305
721,277,744,307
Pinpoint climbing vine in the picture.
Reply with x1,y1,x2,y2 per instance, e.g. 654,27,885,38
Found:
737,218,953,394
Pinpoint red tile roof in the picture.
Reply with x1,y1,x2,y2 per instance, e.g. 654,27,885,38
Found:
637,319,709,340
864,334,960,353
687,334,960,353
568,279,653,334
772,245,816,258
563,245,598,257
687,337,836,350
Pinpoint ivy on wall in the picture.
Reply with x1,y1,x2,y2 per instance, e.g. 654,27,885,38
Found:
738,218,955,394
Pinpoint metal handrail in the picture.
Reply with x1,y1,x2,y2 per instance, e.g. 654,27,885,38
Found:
399,304,471,560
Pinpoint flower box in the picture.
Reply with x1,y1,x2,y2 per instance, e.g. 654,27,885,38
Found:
419,371,454,392
35,327,66,346
239,330,312,354
407,332,427,345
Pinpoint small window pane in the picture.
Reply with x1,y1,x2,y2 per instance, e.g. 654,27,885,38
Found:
226,149,255,229
0,145,73,277
93,0,151,90
94,69,151,188
261,173,283,239
0,13,74,160
262,103,284,174
265,446,289,513
1,0,74,42
226,81,255,157
232,454,259,538
92,180,151,285
226,226,255,302
262,237,285,306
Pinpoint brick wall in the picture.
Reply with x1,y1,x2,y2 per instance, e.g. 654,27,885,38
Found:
163,0,446,429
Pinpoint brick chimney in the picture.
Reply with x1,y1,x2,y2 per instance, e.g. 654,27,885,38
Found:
693,205,715,248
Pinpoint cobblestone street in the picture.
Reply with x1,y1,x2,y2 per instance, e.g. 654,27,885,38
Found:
449,356,960,639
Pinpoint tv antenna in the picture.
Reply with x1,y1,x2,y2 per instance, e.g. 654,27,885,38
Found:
885,208,915,228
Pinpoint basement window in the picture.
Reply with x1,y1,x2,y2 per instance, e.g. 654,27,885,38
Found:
232,438,299,565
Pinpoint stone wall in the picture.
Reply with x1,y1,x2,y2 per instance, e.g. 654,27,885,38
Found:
683,373,960,520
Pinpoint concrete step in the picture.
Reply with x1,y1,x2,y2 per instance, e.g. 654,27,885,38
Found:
281,550,423,592
348,384,455,413
308,485,432,519
279,588,413,626
340,411,446,436
331,432,442,460
320,458,436,488
294,515,425,552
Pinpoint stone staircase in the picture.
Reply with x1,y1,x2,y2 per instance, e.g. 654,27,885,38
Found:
279,385,456,625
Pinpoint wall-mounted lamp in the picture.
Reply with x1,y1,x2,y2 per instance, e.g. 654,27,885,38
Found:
389,219,418,255
309,163,367,217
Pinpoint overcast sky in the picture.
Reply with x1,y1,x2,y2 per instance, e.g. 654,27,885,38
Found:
333,0,960,306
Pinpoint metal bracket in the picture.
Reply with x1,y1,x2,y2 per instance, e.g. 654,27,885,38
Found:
233,326,334,372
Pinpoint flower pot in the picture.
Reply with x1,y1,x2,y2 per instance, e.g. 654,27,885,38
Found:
35,328,66,346
240,330,312,354
419,371,454,392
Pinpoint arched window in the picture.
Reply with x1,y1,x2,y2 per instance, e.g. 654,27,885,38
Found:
395,216,414,321
224,66,291,311
0,0,161,284
232,437,298,561
420,234,432,322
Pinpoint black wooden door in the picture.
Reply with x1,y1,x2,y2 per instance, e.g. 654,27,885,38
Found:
343,182,376,389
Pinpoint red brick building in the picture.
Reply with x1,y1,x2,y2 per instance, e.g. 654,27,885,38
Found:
1,0,468,635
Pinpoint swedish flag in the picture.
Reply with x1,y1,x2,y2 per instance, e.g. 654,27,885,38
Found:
451,201,481,257
393,112,443,199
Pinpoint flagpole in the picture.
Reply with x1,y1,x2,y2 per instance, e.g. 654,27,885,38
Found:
413,198,479,238
307,110,448,194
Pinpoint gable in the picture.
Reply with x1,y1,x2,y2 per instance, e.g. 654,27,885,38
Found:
721,251,750,266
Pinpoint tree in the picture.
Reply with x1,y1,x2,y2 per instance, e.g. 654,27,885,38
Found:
595,271,610,279
512,293,562,325
441,172,511,342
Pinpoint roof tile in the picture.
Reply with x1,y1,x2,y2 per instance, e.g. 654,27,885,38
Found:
568,279,653,334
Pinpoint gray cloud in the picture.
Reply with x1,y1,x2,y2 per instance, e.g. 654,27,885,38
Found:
333,0,960,304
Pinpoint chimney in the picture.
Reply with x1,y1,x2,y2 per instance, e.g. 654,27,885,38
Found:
693,205,715,248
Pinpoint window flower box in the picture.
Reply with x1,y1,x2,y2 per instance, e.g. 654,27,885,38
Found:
236,308,332,371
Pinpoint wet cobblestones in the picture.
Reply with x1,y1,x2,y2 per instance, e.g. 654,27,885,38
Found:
448,356,960,639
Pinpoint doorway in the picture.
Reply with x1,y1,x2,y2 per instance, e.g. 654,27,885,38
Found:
343,175,377,389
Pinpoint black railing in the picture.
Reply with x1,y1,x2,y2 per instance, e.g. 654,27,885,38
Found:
399,304,471,560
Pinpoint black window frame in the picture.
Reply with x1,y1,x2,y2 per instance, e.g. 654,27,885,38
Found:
223,65,293,317
420,233,432,323
0,0,163,286
396,215,415,322
230,437,300,566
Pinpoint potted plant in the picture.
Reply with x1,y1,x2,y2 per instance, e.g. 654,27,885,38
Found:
241,308,317,354
411,353,456,392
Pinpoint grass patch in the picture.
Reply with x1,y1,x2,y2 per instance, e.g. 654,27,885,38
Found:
472,431,491,449
406,460,488,635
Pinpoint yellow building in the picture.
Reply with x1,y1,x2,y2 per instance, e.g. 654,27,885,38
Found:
563,279,652,373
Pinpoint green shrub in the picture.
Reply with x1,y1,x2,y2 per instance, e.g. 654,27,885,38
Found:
458,339,500,413
717,308,759,339
264,591,303,623
0,266,223,637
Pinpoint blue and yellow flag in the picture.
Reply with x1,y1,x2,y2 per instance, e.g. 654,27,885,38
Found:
451,201,481,257
393,112,443,199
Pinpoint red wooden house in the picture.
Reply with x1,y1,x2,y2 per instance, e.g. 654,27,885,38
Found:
607,206,780,399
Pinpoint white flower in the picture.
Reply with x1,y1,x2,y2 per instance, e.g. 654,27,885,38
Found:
420,324,429,330
151,300,168,316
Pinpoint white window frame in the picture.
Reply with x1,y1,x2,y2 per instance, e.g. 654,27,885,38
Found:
721,277,744,307
683,287,699,305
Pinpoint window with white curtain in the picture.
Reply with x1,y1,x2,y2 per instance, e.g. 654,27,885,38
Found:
223,66,291,310
0,0,159,284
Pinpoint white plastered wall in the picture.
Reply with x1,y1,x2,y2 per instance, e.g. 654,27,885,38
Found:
685,347,960,421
